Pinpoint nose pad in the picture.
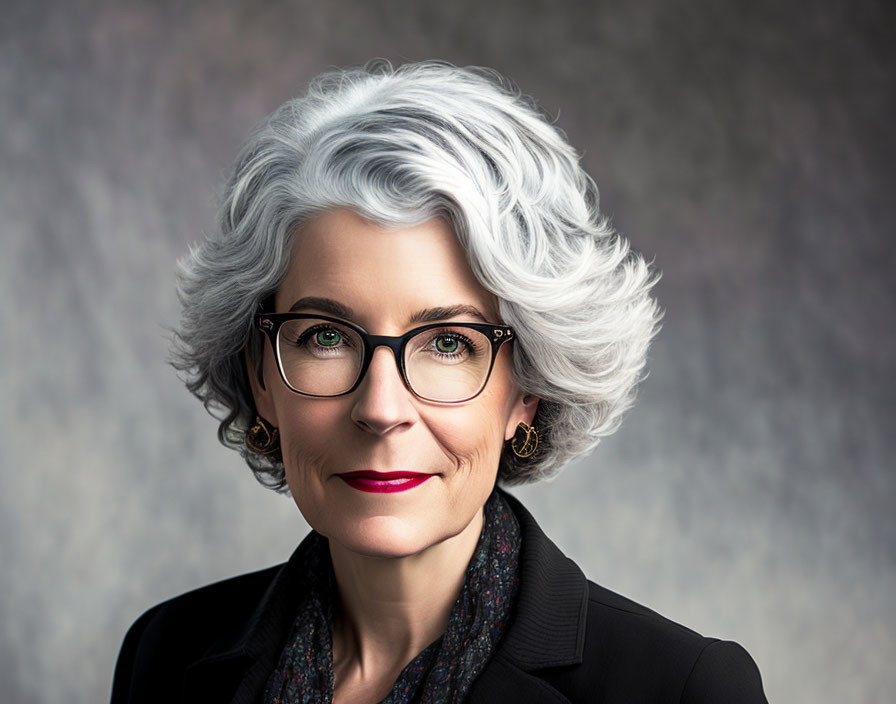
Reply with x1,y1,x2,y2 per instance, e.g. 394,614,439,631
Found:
363,346,405,389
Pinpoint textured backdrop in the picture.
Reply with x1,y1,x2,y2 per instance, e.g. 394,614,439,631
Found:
2,1,894,702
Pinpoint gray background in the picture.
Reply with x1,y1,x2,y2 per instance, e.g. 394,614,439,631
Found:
2,1,893,702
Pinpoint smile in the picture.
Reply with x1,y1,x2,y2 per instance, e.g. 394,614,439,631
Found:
337,471,435,494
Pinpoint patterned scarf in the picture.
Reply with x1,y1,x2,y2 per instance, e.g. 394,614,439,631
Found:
262,487,521,704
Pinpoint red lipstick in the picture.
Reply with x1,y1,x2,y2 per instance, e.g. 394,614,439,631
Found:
337,471,435,493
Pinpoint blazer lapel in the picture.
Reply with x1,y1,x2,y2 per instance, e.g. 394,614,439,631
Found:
467,656,576,703
467,489,589,703
182,650,259,704
181,534,319,703
495,488,588,669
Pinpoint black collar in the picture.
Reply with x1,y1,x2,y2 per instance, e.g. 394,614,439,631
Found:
491,489,588,671
182,487,588,702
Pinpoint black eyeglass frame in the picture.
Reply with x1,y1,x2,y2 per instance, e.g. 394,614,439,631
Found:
254,312,516,404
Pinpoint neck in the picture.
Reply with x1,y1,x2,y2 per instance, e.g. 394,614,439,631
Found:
327,506,485,679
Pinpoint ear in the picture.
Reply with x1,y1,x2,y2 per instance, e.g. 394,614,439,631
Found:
504,392,540,442
244,343,278,425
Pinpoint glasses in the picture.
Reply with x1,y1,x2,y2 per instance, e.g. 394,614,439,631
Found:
255,313,516,403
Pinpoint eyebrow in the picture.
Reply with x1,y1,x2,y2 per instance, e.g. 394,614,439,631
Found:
288,296,490,324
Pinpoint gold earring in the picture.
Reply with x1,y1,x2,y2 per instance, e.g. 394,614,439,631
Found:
511,421,538,458
246,416,280,455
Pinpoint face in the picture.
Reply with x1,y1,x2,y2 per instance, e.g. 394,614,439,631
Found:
248,208,538,559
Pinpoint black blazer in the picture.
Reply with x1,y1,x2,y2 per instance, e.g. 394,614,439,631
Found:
111,488,768,703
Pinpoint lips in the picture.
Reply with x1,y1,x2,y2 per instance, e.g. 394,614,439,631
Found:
338,471,432,479
337,471,435,493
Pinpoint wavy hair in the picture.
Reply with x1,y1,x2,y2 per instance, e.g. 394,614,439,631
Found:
171,59,662,492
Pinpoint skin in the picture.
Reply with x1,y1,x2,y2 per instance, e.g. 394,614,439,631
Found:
248,208,539,704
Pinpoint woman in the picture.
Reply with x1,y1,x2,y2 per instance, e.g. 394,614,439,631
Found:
111,60,768,703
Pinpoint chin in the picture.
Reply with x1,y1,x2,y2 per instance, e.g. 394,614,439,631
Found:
328,515,448,559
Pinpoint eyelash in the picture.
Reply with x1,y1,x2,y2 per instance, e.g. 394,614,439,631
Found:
294,325,480,356
295,325,353,353
425,331,476,357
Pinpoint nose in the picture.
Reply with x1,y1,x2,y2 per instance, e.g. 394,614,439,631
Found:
349,345,416,435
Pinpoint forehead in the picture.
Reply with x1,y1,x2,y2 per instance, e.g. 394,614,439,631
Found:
275,209,499,327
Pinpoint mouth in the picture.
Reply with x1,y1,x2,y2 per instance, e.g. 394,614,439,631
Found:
336,471,436,494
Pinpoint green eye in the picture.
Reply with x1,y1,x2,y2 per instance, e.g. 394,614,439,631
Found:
315,330,342,347
435,336,460,354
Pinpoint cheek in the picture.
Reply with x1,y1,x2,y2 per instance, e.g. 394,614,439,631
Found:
436,388,510,475
273,394,344,470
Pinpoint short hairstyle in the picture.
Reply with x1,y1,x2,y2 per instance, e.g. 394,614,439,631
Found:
172,59,662,492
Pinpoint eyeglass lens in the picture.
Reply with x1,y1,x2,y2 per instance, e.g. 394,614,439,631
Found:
275,318,494,401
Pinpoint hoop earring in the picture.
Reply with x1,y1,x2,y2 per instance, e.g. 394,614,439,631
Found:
246,416,280,455
511,421,538,458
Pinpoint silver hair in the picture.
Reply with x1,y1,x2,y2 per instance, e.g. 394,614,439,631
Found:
171,59,662,492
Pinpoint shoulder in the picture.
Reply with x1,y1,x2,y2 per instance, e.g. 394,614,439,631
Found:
544,580,767,703
488,489,768,703
110,563,284,703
